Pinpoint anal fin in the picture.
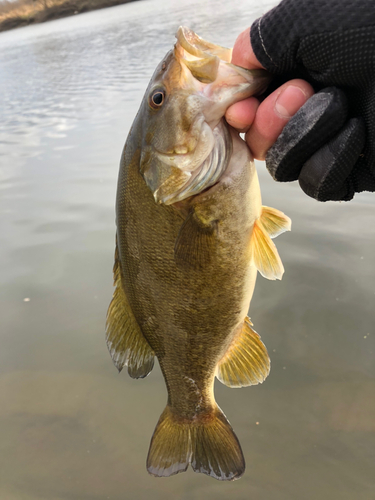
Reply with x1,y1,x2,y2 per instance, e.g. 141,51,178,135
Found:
106,239,154,378
216,317,270,388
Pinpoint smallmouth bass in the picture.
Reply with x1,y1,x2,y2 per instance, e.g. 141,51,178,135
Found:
106,27,291,481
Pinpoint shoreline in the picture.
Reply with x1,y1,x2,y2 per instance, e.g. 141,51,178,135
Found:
0,0,139,33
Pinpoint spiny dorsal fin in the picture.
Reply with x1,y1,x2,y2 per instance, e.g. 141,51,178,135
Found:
216,317,270,388
106,239,154,378
260,206,291,238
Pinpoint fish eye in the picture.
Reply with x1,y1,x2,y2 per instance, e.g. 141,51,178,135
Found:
149,90,165,109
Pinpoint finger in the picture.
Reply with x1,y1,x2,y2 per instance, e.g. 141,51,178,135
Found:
231,27,264,69
225,97,259,132
226,27,265,132
266,88,348,182
245,79,314,160
298,118,365,201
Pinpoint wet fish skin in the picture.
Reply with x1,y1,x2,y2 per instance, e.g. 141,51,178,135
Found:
106,27,291,481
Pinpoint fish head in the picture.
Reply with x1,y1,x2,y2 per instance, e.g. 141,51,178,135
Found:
138,26,271,204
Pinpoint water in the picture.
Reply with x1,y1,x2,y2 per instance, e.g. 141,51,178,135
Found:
0,1,374,498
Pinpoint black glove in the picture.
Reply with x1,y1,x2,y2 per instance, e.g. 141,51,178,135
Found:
250,0,375,201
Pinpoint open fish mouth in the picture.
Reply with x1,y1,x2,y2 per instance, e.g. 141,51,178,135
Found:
153,115,214,173
175,26,270,92
175,26,233,83
153,120,232,205
141,27,271,205
177,26,232,62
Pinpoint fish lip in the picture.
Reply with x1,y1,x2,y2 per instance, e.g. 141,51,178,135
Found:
151,114,207,161
152,148,193,173
153,148,190,159
152,118,214,172
156,121,230,206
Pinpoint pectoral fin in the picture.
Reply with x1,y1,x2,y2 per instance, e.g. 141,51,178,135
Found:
106,240,154,378
174,210,217,270
216,317,270,388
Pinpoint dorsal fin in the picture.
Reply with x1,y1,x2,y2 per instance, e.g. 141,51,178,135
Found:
106,239,154,378
216,317,270,388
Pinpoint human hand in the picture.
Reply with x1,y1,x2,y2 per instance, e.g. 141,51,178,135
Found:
225,28,314,161
227,0,375,202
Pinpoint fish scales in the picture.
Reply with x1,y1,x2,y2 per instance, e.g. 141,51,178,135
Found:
106,27,291,481
119,134,254,408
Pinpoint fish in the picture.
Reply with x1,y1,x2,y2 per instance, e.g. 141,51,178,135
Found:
106,26,291,481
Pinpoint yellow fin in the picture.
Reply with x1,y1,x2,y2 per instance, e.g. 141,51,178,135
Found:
174,211,217,270
216,317,270,388
250,219,285,280
147,406,191,478
106,240,154,378
190,407,245,480
260,206,291,238
147,405,244,481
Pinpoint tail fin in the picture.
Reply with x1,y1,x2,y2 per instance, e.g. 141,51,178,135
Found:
147,405,245,481
146,406,191,478
190,408,245,480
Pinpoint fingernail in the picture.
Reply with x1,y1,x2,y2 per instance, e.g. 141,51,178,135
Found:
275,86,307,118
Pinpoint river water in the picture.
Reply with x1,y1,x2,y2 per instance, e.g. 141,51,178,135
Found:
0,0,374,499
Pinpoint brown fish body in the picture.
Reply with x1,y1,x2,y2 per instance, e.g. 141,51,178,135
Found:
106,28,291,481
119,124,259,411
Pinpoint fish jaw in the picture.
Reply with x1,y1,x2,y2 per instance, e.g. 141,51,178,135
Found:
140,117,216,204
147,120,232,205
175,27,271,128
153,116,215,173
139,27,271,204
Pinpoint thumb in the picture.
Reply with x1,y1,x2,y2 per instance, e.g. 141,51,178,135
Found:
225,27,267,131
231,27,265,69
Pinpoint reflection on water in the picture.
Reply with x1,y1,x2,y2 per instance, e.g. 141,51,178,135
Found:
0,0,374,498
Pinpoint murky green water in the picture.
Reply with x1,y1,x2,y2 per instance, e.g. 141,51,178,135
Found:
0,0,374,498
